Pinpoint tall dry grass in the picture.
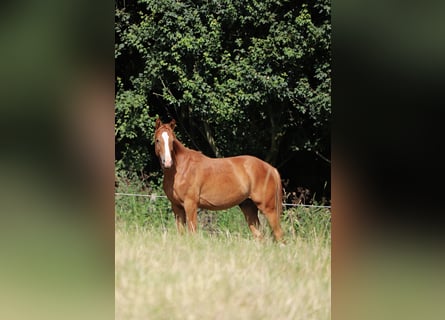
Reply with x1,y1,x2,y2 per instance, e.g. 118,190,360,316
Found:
115,223,330,320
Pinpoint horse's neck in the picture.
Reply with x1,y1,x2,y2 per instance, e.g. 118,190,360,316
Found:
163,139,202,183
172,139,203,165
173,139,186,155
172,139,189,165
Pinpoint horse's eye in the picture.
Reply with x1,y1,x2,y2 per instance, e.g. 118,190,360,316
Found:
156,139,159,143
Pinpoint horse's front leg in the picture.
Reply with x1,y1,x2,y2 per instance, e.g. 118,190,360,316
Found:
183,199,198,233
172,204,186,234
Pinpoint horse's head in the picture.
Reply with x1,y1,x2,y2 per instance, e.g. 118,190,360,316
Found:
154,118,176,169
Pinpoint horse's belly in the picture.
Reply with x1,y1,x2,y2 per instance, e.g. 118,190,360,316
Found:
196,159,251,210
198,192,247,210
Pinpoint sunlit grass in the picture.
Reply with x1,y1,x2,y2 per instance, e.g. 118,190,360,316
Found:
115,222,330,320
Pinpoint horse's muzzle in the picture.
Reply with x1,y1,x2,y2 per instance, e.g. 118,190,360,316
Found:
161,157,173,169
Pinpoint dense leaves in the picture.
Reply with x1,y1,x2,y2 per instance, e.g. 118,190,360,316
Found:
116,0,330,195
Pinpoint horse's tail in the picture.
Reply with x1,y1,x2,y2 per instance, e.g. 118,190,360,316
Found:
275,168,283,219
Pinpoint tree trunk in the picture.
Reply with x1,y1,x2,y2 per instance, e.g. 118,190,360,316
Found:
265,116,280,165
202,121,220,157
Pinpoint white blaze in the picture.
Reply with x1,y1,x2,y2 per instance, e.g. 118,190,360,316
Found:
161,131,172,167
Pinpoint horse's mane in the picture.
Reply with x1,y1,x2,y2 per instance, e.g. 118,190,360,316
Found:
173,139,205,158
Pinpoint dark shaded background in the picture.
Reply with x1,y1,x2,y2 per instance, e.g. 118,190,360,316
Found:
333,1,445,319
0,1,114,319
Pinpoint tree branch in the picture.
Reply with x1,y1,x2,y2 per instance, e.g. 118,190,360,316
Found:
315,150,331,164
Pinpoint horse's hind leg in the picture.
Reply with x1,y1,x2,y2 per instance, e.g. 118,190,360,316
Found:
257,203,284,242
239,199,263,240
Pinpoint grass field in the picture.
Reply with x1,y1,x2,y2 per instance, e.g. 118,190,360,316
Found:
115,222,330,320
115,177,330,319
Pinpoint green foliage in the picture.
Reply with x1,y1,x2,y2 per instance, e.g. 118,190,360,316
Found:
116,0,331,171
115,171,172,228
282,206,331,243
115,79,155,172
199,207,252,237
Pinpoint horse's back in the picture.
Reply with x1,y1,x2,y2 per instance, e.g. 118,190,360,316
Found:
231,155,279,182
194,154,279,190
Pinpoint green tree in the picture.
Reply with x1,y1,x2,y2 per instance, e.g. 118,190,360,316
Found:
116,0,330,174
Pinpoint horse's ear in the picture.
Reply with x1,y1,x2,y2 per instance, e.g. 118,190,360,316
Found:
169,119,176,130
155,118,162,130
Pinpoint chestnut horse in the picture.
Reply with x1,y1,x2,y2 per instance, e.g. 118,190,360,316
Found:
154,118,284,241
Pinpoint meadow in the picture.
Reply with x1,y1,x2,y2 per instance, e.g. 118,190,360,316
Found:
115,177,331,320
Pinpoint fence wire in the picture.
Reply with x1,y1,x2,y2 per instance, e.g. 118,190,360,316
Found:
115,192,331,209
